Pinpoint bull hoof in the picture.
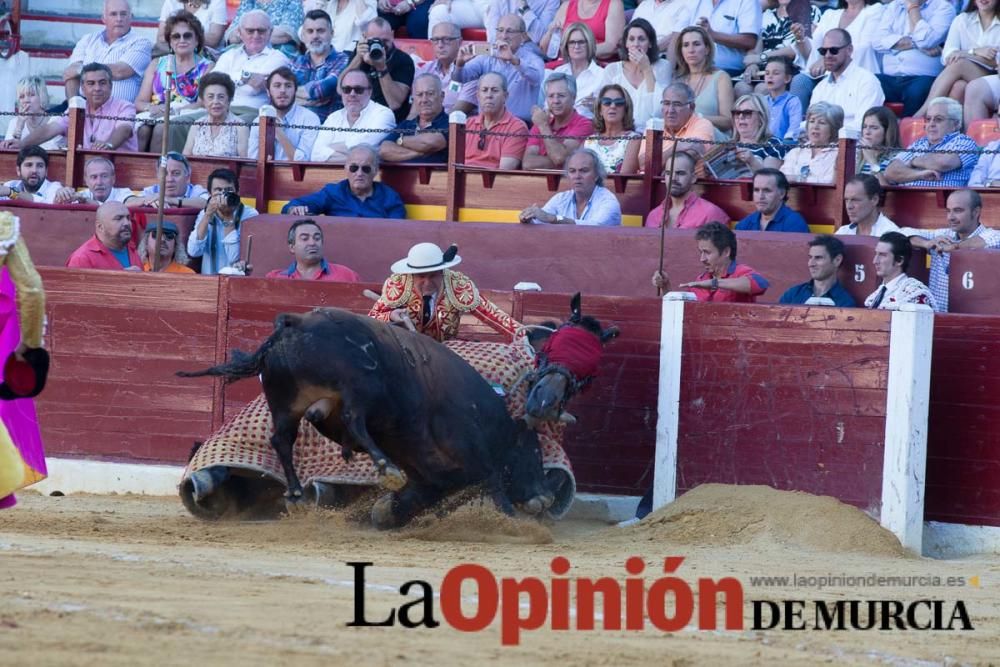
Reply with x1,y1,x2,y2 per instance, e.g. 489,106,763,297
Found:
284,491,308,514
378,464,407,492
371,493,396,529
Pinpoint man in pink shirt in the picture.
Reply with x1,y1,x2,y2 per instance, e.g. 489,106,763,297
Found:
523,72,594,170
463,72,527,169
66,201,142,270
20,63,137,152
265,220,361,282
646,150,729,228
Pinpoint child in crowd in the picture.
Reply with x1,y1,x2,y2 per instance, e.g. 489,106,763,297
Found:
763,56,802,144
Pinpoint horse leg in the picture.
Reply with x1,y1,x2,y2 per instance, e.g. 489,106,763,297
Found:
371,481,446,529
271,412,306,503
341,402,406,491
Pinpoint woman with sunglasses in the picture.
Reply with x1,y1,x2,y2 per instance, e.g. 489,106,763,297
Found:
706,94,785,179
156,0,227,51
583,84,641,173
672,26,733,135
856,106,901,185
183,72,250,158
540,0,626,60
600,18,670,131
553,22,605,118
136,11,214,152
780,101,843,184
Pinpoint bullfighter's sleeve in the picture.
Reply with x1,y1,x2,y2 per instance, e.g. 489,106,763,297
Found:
472,295,521,340
6,238,45,349
368,273,409,322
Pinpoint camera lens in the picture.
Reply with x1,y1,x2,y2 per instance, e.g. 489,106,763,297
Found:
225,192,241,208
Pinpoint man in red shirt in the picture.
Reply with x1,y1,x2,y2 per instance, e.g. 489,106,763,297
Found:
463,72,528,169
265,220,360,282
652,222,769,302
522,73,594,171
66,201,141,271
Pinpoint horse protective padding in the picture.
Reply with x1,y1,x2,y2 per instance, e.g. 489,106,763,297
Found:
180,339,576,520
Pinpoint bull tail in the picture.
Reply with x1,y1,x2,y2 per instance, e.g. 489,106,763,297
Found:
176,312,303,383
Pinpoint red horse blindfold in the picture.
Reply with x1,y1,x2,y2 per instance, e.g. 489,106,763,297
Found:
540,327,603,381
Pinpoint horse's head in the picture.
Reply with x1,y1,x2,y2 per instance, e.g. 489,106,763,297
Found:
525,293,619,424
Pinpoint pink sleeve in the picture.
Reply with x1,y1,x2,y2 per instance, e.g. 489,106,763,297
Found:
525,125,543,149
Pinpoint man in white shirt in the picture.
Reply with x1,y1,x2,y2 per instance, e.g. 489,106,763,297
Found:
249,67,321,161
836,174,899,237
633,0,698,52
518,149,622,226
0,146,75,204
64,0,152,102
310,69,396,162
157,0,227,51
691,0,761,76
75,157,135,204
864,231,936,310
810,29,884,134
126,152,210,210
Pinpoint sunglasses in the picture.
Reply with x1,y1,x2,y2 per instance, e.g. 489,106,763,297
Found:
477,131,487,150
347,164,373,173
567,39,588,47
148,230,177,240
731,109,757,118
817,45,847,56
243,27,268,35
429,36,460,44
170,31,195,40
342,85,369,95
601,97,626,107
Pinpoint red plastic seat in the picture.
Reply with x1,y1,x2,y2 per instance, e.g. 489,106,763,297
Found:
899,117,926,147
886,102,904,118
462,28,487,41
967,119,1000,147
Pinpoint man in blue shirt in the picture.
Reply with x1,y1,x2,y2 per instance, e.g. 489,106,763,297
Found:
290,10,350,122
379,73,449,164
779,235,858,307
734,168,810,232
282,145,406,219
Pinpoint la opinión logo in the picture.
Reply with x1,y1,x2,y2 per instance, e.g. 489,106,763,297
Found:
347,558,974,646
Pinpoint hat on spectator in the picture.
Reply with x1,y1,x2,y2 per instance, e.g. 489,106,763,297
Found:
146,220,180,235
391,242,461,274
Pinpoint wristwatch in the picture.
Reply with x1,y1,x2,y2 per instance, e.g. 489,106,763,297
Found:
378,68,391,78
710,276,719,292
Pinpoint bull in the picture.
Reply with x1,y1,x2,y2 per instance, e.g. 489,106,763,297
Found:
178,307,553,528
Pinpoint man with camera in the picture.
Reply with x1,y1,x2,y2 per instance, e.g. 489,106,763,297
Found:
187,168,260,275
345,17,415,122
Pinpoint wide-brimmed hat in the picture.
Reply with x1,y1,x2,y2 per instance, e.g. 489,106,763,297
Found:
390,242,461,275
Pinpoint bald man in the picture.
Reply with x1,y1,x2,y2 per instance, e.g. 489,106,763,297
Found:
66,201,142,270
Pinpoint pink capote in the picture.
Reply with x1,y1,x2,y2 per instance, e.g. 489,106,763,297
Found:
0,268,45,509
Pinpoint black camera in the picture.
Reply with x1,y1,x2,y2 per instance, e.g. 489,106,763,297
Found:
223,191,241,208
367,38,385,61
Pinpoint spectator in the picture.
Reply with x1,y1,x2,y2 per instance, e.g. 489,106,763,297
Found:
601,19,672,132
453,14,545,123
780,101,843,184
857,106,901,182
763,56,802,143
645,149,729,228
283,145,407,218
484,0,560,44
135,11,214,152
583,84,642,173
524,73,594,170
553,23,605,119
0,146,74,205
736,0,817,104
808,29,884,134
884,97,979,187
836,173,899,236
873,0,955,118
66,201,141,270
183,73,250,158
290,9,351,123
315,0,377,53
156,0,227,50
266,219,362,281
376,0,431,40
310,69,396,162
76,157,136,204
518,148,622,225
632,0,698,53
2,77,65,152
864,231,935,310
541,0,626,59
804,0,884,82
706,93,784,179
968,137,1000,186
651,221,770,302
463,72,529,169
779,234,858,306
211,10,291,120
64,0,152,102
963,71,1000,126
735,168,810,231
380,74,449,163
225,0,303,56
139,220,195,273
249,67,321,161
419,22,477,115
915,0,1000,119
127,152,210,209
19,63,137,153
672,25,733,135
640,82,716,165
187,168,260,275
345,17,416,122
901,189,1000,312
427,0,488,38
691,0,762,77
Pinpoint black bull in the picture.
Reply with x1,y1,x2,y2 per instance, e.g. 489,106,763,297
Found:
178,307,553,528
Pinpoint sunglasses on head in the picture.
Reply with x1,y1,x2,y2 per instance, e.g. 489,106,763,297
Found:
731,109,756,118
347,164,373,173
342,85,369,95
817,45,846,56
601,97,626,107
170,31,195,40
148,229,177,240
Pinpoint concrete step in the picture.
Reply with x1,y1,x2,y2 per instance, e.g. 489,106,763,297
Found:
22,0,164,22
20,18,157,52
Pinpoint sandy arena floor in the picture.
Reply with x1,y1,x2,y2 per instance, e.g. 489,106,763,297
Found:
1,484,997,666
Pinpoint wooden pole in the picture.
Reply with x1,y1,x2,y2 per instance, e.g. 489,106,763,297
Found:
656,136,680,297
152,63,174,272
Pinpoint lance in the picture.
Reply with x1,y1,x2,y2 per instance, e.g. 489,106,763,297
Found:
656,133,680,297
152,60,175,272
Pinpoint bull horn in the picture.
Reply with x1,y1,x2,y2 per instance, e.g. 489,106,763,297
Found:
362,289,381,301
517,324,558,334
558,412,577,424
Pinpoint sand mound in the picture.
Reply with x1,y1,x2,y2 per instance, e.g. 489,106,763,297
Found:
622,484,911,558
403,502,553,544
